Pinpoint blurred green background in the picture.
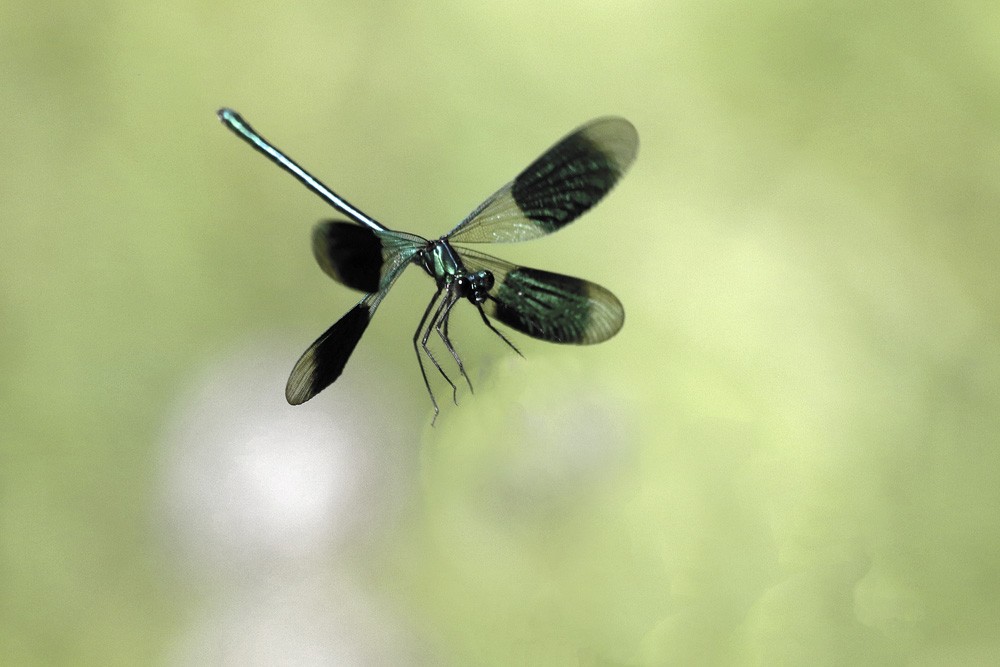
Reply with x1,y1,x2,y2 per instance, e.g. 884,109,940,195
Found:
3,1,1000,664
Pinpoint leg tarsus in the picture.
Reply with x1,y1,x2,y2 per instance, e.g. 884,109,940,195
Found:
477,304,523,358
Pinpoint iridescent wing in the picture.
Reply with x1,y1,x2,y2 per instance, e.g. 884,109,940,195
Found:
286,225,423,404
458,246,624,344
285,259,412,404
311,220,424,292
447,117,637,244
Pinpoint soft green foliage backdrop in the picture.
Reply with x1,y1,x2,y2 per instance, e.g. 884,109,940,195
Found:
3,1,1000,664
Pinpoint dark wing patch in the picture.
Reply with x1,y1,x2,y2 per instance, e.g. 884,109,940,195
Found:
312,221,384,293
286,253,414,405
510,126,624,234
447,117,638,244
286,303,371,405
489,267,624,344
459,248,624,344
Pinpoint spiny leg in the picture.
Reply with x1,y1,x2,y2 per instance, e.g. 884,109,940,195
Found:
413,288,447,419
477,303,523,358
422,287,460,405
436,295,474,395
